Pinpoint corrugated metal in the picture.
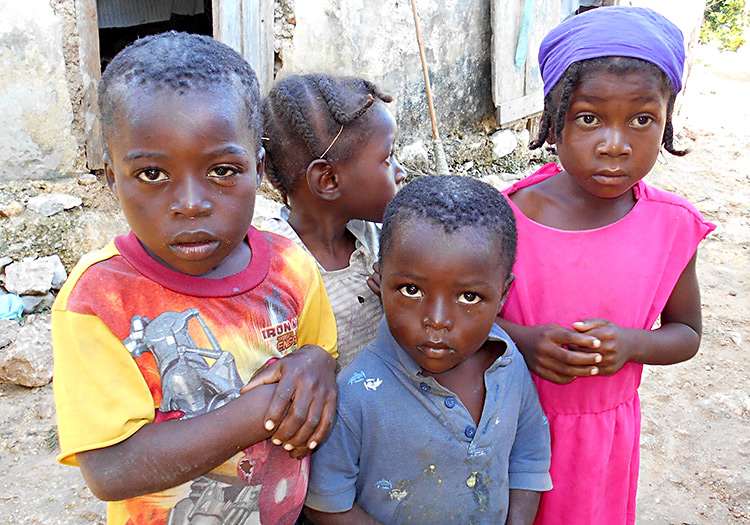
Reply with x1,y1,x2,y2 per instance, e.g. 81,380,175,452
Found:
97,0,204,29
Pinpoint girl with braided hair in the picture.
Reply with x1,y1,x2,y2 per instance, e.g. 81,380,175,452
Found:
497,7,715,524
262,74,406,369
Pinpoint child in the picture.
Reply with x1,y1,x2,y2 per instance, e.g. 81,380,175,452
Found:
52,33,339,525
497,7,716,524
261,74,406,369
303,176,553,523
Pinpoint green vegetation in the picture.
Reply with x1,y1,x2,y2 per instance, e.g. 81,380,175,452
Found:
700,0,748,51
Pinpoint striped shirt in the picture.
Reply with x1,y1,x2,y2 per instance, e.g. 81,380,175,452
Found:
262,209,383,370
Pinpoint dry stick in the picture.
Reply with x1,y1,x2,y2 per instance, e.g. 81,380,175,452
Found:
410,0,450,175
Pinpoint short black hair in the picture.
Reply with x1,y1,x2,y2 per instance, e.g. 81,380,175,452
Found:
98,31,262,156
530,56,686,156
262,74,392,202
380,175,517,275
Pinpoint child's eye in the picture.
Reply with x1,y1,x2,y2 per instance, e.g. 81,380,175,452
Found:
631,115,653,128
136,169,168,183
458,292,482,305
398,284,424,298
207,166,238,179
576,114,599,127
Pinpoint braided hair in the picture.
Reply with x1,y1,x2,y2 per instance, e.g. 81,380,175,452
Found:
379,175,517,275
530,56,686,156
262,74,393,202
99,31,262,156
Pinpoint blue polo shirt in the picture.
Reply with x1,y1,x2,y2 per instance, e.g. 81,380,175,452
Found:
306,320,552,523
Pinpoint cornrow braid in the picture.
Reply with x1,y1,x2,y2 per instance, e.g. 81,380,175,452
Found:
530,56,686,156
262,74,393,202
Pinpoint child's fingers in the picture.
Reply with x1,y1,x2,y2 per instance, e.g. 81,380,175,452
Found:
572,318,608,332
240,362,282,394
262,380,296,435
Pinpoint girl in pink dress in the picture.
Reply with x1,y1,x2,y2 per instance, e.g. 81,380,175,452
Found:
498,7,715,524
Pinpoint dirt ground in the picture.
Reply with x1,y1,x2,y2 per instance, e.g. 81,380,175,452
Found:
0,44,748,524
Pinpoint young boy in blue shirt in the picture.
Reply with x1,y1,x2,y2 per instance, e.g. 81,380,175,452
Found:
52,32,338,524
304,176,552,524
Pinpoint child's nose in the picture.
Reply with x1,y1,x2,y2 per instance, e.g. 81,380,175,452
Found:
170,178,213,218
423,297,453,331
597,127,632,157
393,156,407,185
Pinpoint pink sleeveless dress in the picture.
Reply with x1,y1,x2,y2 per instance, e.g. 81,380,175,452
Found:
501,164,715,524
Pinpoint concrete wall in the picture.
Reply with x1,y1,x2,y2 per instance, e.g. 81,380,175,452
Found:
0,0,80,182
275,0,493,143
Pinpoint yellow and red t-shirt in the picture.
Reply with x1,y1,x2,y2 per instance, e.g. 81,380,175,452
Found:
53,226,337,525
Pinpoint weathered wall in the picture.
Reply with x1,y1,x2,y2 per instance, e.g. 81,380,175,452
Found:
0,0,80,182
275,0,493,143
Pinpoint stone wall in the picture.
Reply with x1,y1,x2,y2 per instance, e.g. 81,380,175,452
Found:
275,0,493,144
0,0,81,182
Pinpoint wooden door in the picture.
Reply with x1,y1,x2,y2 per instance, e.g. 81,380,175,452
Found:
212,0,274,94
491,0,560,126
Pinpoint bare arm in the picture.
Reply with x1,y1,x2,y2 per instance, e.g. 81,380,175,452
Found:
303,504,382,525
495,317,602,384
77,383,277,501
571,253,702,373
506,489,541,525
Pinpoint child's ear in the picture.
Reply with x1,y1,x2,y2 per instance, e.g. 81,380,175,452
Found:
103,155,118,198
497,273,515,312
546,121,557,145
256,147,266,188
306,159,341,201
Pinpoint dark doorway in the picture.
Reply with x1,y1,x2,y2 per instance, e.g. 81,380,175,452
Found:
97,0,213,72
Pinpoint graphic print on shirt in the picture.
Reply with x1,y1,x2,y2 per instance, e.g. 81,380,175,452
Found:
122,309,244,418
120,308,308,524
262,290,299,355
347,370,384,391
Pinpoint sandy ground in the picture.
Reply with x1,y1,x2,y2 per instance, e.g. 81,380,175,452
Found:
0,44,748,524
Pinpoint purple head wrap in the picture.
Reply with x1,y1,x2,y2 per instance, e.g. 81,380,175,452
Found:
539,6,685,97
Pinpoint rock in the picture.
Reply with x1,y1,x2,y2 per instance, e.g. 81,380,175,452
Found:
4,255,68,295
21,293,54,314
77,173,98,185
0,319,22,349
252,194,280,227
479,174,504,191
3,201,24,216
399,140,431,172
0,256,12,271
26,193,82,217
516,129,530,147
490,129,517,158
0,315,52,387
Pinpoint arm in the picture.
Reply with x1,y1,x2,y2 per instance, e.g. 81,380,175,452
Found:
77,383,277,501
570,252,702,374
495,316,602,384
506,489,541,525
304,504,382,525
241,344,337,458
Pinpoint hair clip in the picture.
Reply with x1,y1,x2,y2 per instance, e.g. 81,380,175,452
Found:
261,136,270,141
319,124,345,159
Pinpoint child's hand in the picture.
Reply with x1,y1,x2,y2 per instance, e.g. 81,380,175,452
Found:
366,262,382,297
241,344,337,458
571,319,634,376
520,324,603,384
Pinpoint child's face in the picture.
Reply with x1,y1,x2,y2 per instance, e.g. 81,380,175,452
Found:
380,219,509,375
105,87,262,276
336,103,406,222
553,69,669,199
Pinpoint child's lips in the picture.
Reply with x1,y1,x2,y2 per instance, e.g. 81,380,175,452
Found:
592,171,628,185
169,233,220,260
418,342,453,359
